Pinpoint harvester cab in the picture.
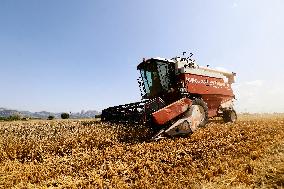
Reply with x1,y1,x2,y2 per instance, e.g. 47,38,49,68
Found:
137,58,176,101
101,54,237,140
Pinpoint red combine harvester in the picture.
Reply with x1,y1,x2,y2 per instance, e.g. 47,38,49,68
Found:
101,54,237,140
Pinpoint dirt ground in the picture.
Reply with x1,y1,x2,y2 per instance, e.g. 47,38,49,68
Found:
0,114,283,188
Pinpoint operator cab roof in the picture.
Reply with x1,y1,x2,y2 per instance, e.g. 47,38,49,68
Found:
137,57,175,70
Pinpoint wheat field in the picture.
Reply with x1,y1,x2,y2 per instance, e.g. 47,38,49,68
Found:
0,114,283,188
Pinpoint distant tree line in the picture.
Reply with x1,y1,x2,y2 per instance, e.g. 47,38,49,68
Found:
0,114,23,121
47,115,55,120
61,113,70,119
0,112,94,121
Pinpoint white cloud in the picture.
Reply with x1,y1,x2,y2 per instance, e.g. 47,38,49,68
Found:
245,80,263,87
232,0,239,8
233,80,284,113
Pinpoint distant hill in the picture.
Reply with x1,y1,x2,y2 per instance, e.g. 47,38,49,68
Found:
0,108,100,119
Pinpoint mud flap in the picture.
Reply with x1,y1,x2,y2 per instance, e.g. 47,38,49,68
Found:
152,98,192,125
151,100,207,140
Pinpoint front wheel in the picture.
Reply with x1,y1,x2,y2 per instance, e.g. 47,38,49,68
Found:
185,98,209,131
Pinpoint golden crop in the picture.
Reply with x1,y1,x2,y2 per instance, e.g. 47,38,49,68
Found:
0,115,283,188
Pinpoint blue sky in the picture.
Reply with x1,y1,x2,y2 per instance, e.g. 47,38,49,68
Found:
0,0,283,113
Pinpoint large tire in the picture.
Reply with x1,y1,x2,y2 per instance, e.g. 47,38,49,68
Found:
223,109,237,123
192,98,209,128
183,98,209,129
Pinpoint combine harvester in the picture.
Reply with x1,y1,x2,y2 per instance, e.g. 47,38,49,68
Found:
101,53,237,140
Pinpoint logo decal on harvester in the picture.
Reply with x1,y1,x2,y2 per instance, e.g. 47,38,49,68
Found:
185,77,230,88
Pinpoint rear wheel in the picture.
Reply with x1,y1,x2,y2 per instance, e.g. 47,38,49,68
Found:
223,109,237,123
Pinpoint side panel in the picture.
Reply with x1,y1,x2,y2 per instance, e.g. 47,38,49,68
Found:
180,74,235,117
152,98,192,125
